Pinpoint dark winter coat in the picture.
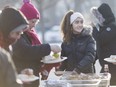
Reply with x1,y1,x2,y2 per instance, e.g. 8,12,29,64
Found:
59,26,96,73
0,47,22,87
93,22,116,67
12,32,51,76
92,3,116,85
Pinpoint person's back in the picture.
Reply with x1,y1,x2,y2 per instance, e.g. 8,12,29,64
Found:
0,47,21,87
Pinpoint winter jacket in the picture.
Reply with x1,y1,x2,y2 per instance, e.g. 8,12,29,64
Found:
12,32,51,76
93,22,116,67
59,26,96,73
92,3,116,85
0,47,22,87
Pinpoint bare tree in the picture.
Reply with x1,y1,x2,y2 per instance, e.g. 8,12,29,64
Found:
0,0,21,9
74,0,84,12
35,0,60,43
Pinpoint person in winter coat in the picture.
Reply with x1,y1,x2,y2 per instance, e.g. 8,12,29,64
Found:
19,0,61,80
12,0,61,87
0,7,29,87
91,3,116,85
59,10,96,73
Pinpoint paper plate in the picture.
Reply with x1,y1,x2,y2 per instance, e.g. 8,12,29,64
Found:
54,71,65,76
104,58,116,63
18,74,39,82
41,57,67,64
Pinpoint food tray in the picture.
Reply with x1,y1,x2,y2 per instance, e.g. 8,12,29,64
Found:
40,79,101,87
67,80,101,87
98,73,111,87
60,72,111,87
40,80,69,87
40,72,110,87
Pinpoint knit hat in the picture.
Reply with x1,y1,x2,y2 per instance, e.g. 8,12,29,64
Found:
0,7,28,35
20,0,40,20
70,12,84,24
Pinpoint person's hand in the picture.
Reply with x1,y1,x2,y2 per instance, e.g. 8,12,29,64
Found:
50,45,61,53
71,70,78,75
72,68,81,74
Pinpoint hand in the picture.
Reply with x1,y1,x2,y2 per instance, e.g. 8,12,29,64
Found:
71,70,79,75
50,45,61,53
73,68,81,74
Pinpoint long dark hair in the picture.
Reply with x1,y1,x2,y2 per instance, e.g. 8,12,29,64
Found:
60,10,74,43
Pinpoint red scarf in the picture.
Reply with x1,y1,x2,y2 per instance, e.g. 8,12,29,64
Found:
25,29,41,45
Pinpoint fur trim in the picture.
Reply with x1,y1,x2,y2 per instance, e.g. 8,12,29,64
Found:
82,25,93,36
90,7,105,26
90,7,98,14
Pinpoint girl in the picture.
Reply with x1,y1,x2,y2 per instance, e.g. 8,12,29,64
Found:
59,10,96,73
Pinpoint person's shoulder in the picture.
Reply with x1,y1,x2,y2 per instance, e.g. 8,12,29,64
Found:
0,48,11,62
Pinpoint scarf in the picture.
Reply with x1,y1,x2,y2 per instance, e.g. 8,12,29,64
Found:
25,28,41,45
26,29,41,46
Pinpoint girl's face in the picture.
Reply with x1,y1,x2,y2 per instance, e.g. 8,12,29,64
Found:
28,19,39,30
72,17,83,34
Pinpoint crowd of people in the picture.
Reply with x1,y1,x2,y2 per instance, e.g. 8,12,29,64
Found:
0,0,116,87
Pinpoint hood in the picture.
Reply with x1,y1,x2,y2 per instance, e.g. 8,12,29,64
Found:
98,3,115,25
81,25,93,36
91,3,115,25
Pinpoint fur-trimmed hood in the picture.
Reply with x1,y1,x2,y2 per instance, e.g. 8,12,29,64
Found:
81,25,93,36
91,3,115,25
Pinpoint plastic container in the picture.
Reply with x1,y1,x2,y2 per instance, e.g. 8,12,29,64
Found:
40,80,70,87
60,71,111,87
98,73,111,87
66,80,101,87
41,80,101,87
40,72,110,87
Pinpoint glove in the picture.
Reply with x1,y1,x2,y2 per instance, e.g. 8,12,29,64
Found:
50,45,61,53
72,68,81,74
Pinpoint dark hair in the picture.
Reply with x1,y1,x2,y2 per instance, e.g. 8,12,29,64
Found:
60,10,74,43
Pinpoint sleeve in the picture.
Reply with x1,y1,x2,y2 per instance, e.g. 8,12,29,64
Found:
59,43,67,71
12,36,51,61
92,26,99,41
